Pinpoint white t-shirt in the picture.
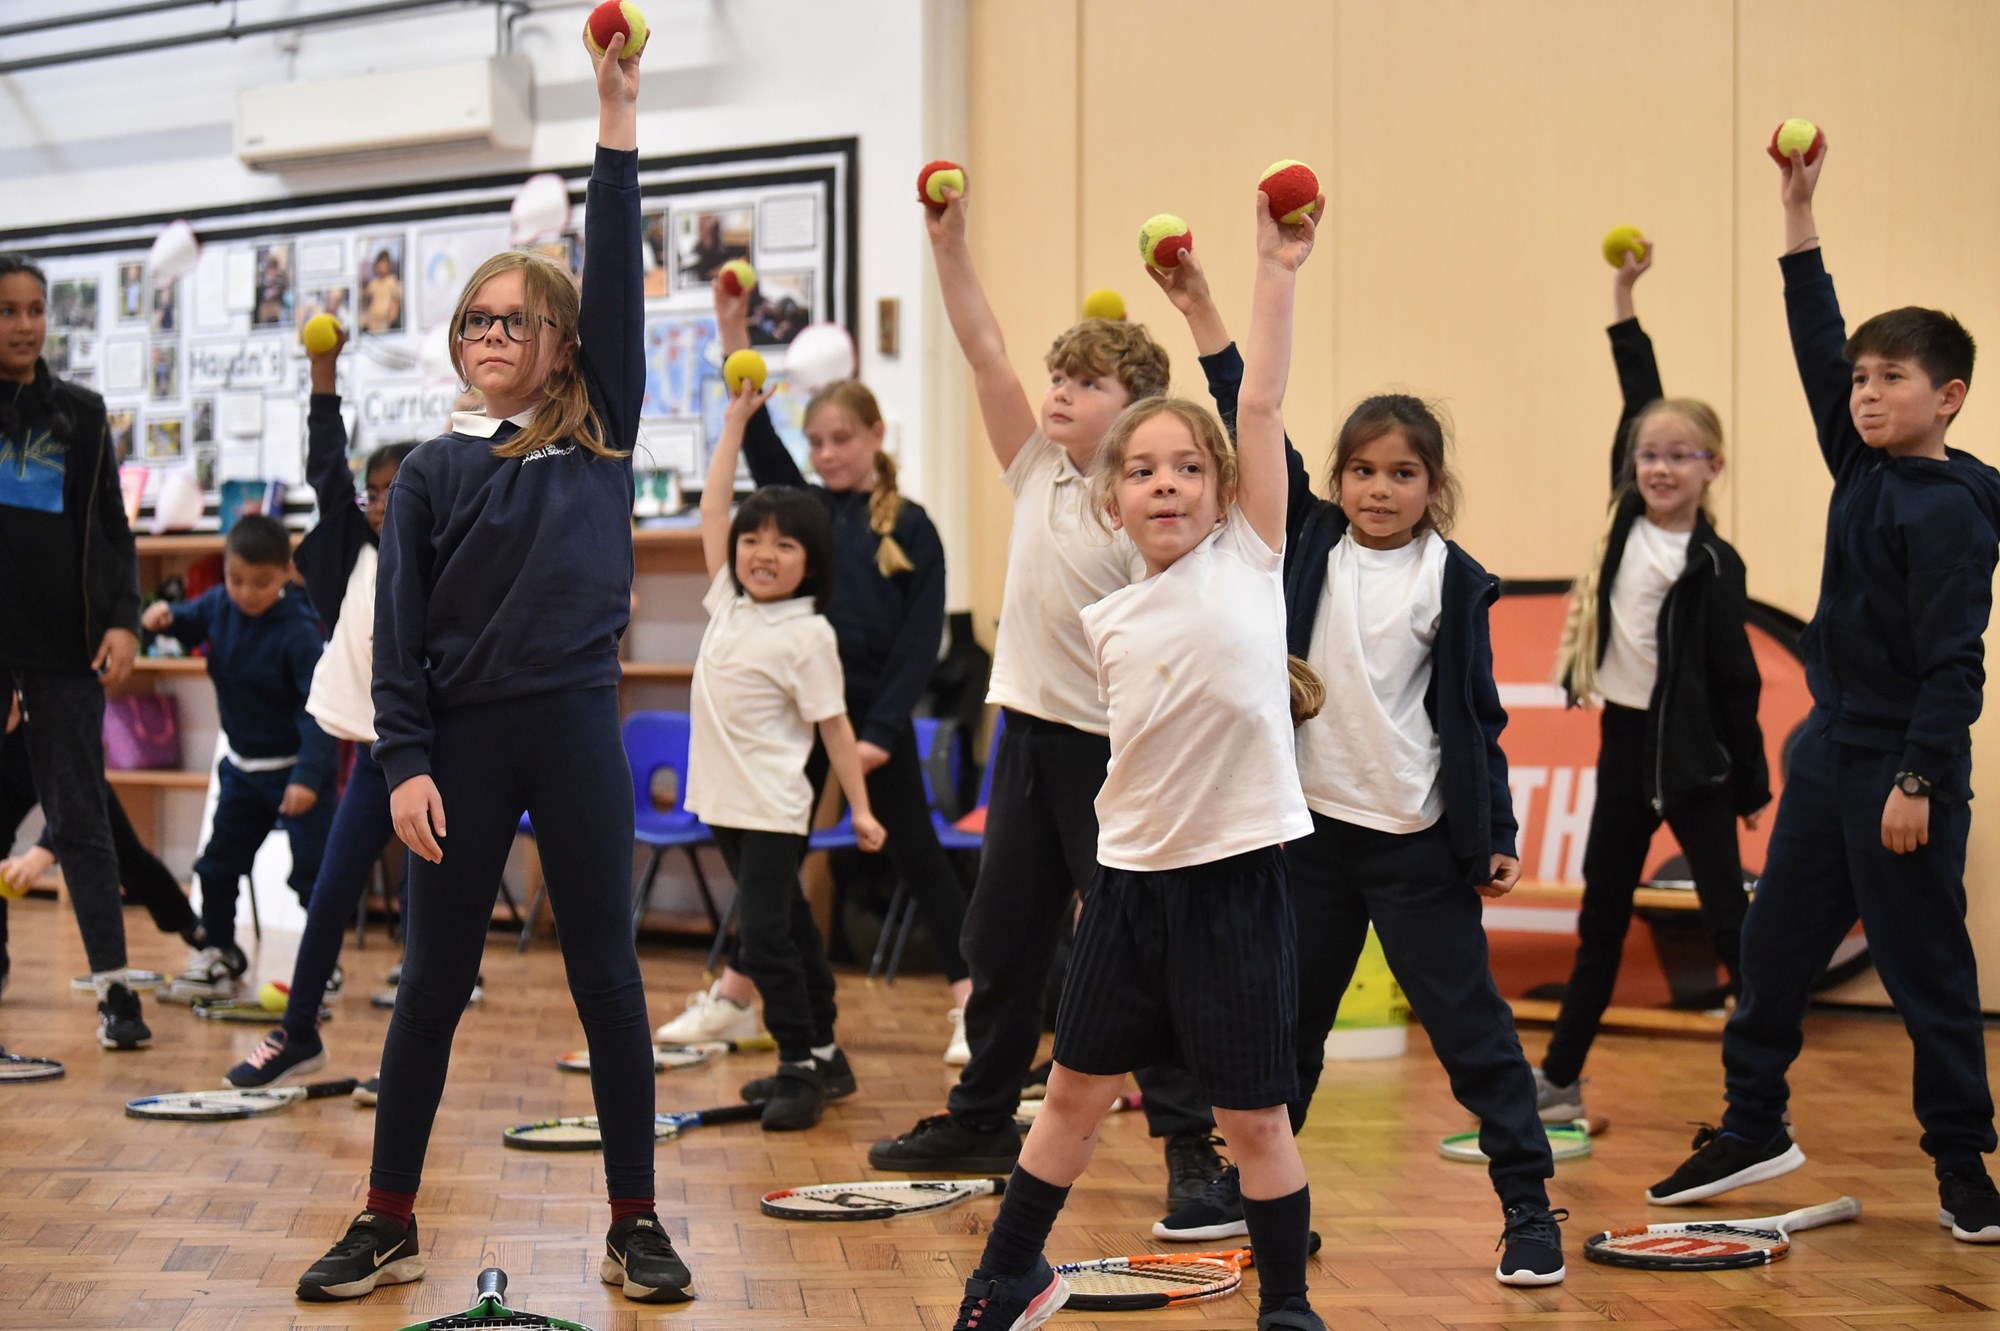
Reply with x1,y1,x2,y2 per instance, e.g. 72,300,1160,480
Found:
306,546,378,745
1296,530,1449,833
1594,517,1691,710
1081,515,1313,871
986,429,1147,735
685,570,847,836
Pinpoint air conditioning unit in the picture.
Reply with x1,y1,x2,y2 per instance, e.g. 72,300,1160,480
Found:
236,55,534,170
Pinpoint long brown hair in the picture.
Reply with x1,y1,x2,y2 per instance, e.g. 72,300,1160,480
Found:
803,379,912,577
1326,394,1460,538
447,251,625,462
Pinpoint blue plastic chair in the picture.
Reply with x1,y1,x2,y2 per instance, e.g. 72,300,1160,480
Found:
934,710,1002,854
624,711,720,938
868,717,976,984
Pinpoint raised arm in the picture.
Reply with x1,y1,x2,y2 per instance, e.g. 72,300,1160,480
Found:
1236,188,1323,553
304,330,356,523
709,272,805,488
1607,241,1664,488
578,31,644,458
701,380,776,580
923,182,1038,468
1773,133,1859,478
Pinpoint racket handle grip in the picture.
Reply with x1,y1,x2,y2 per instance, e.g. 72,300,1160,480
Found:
305,1078,360,1100
1789,1196,1862,1232
478,1267,506,1301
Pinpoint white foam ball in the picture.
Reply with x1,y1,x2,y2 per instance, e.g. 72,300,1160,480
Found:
783,322,856,391
510,173,572,246
148,220,200,288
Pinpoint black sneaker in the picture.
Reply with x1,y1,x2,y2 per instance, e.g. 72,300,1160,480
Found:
1154,1163,1247,1241
760,1061,827,1131
352,1072,380,1106
1257,1307,1327,1331
1164,1130,1225,1208
97,982,152,1050
1495,1203,1568,1285
1647,1124,1804,1205
296,1211,424,1301
742,1049,856,1104
601,1213,692,1303
868,1113,1023,1173
951,1257,1067,1330
1940,1171,2000,1242
224,1029,326,1088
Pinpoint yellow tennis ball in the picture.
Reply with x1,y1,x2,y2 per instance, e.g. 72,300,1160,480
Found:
1767,117,1824,166
1138,214,1193,272
723,348,768,394
259,981,289,1012
1081,288,1126,321
300,313,340,356
917,160,966,210
1601,224,1648,269
584,0,649,58
718,259,757,297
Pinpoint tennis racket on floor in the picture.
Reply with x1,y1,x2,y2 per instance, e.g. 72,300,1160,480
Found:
192,997,333,1024
1584,1196,1861,1270
126,1078,358,1121
556,1035,777,1073
395,1266,594,1330
1015,1091,1142,1122
761,1177,1006,1221
1055,1231,1322,1311
1440,1123,1592,1163
0,1053,64,1082
502,1101,765,1151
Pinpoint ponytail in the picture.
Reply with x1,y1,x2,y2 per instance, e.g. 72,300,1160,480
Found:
1554,493,1626,704
868,450,914,577
1288,654,1326,726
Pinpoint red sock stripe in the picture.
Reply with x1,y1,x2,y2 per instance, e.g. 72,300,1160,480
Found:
609,1196,656,1223
365,1187,417,1227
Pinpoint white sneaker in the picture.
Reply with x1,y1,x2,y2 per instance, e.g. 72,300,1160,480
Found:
161,946,246,1004
654,983,763,1044
944,1007,971,1066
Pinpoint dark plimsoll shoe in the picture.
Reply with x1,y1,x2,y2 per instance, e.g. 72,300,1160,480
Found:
1154,1163,1247,1242
1256,1305,1327,1331
1495,1203,1568,1285
741,1048,856,1103
224,1028,326,1088
97,981,152,1050
951,1257,1067,1330
351,1072,380,1106
868,1113,1023,1174
1940,1170,2000,1242
602,1213,693,1303
1164,1130,1225,1209
1647,1124,1804,1205
760,1061,827,1131
296,1211,423,1301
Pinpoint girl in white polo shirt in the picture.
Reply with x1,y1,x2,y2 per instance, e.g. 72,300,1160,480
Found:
687,380,884,1133
948,189,1326,1331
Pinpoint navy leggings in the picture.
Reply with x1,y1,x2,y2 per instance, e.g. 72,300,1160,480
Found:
371,687,654,1200
280,745,392,1042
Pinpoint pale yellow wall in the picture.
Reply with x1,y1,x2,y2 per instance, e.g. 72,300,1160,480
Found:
960,0,2000,1006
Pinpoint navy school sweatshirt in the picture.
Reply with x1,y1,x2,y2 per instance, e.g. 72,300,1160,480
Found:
162,584,334,790
372,146,643,791
1782,247,2000,799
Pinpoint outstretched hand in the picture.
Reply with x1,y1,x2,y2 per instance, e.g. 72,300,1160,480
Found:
1254,190,1323,271
1145,246,1213,313
712,271,752,341
924,187,968,247
588,30,641,106
1777,134,1827,209
723,376,777,429
1615,239,1655,287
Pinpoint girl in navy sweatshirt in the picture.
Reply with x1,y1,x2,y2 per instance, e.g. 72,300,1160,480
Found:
296,33,688,1307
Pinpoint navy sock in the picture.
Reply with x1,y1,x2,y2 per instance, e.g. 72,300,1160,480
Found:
976,1165,1069,1280
1241,1185,1311,1314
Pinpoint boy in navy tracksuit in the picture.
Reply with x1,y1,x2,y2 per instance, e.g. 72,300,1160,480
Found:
1651,133,2000,1242
146,514,334,1001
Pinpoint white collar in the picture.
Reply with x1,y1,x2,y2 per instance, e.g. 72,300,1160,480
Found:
449,407,537,439
741,590,818,623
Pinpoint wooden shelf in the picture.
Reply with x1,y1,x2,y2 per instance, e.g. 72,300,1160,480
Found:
131,656,208,675
620,661,695,683
1508,996,1727,1035
1498,882,1746,913
106,769,211,790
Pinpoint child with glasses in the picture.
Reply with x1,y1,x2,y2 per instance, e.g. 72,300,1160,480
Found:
1539,236,1771,1123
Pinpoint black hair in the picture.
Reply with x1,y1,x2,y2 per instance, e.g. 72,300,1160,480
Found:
224,513,292,568
0,253,48,295
726,485,833,613
366,441,417,477
0,253,77,447
1847,306,1977,411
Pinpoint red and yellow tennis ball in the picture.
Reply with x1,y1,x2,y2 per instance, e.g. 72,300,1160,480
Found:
584,0,649,58
718,259,757,297
300,313,340,356
258,980,289,1012
917,160,965,211
1601,224,1648,269
1081,288,1126,321
1259,159,1321,224
723,348,768,394
1766,117,1824,166
1139,214,1193,272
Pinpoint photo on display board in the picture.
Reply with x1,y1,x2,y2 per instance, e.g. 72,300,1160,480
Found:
144,416,183,462
107,408,137,462
190,398,215,444
747,270,813,346
50,279,98,331
41,332,69,377
641,313,719,421
149,343,178,400
527,231,583,281
642,212,669,297
193,445,218,492
151,281,177,334
117,263,146,322
253,242,295,328
672,206,751,292
298,286,352,337
360,236,405,334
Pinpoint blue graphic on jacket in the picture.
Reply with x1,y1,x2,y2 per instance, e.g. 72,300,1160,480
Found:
0,426,65,514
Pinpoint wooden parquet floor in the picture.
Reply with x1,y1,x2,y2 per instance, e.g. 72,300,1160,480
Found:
3,894,1998,1329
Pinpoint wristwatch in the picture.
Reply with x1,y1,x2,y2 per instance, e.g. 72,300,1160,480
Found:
1895,771,1933,798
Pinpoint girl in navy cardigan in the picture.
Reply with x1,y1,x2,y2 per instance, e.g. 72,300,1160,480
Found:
297,33,688,1308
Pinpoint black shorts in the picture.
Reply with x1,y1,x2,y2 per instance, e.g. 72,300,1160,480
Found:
1051,845,1298,1111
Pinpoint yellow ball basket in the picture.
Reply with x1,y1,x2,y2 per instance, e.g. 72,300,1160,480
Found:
1324,926,1410,1060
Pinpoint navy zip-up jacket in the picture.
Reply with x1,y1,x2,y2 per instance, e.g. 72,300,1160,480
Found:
1199,345,1517,887
372,145,644,791
1782,248,2000,799
162,584,334,791
739,409,947,750
296,393,368,633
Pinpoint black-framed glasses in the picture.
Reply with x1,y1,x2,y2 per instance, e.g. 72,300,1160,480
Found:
458,311,545,343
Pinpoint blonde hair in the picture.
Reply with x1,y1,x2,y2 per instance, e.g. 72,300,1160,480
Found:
447,251,626,462
803,379,913,577
1555,398,1725,701
1046,317,1171,402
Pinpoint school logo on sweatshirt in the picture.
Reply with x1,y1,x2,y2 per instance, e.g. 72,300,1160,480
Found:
0,425,64,514
520,442,576,463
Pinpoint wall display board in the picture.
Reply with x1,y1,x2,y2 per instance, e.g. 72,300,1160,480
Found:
0,138,856,526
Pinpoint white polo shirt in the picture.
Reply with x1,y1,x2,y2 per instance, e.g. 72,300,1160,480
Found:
306,546,379,745
685,570,846,836
986,430,1147,736
1081,516,1312,871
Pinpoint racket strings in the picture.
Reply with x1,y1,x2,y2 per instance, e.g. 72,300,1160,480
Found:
422,1315,571,1329
1067,1264,1235,1292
